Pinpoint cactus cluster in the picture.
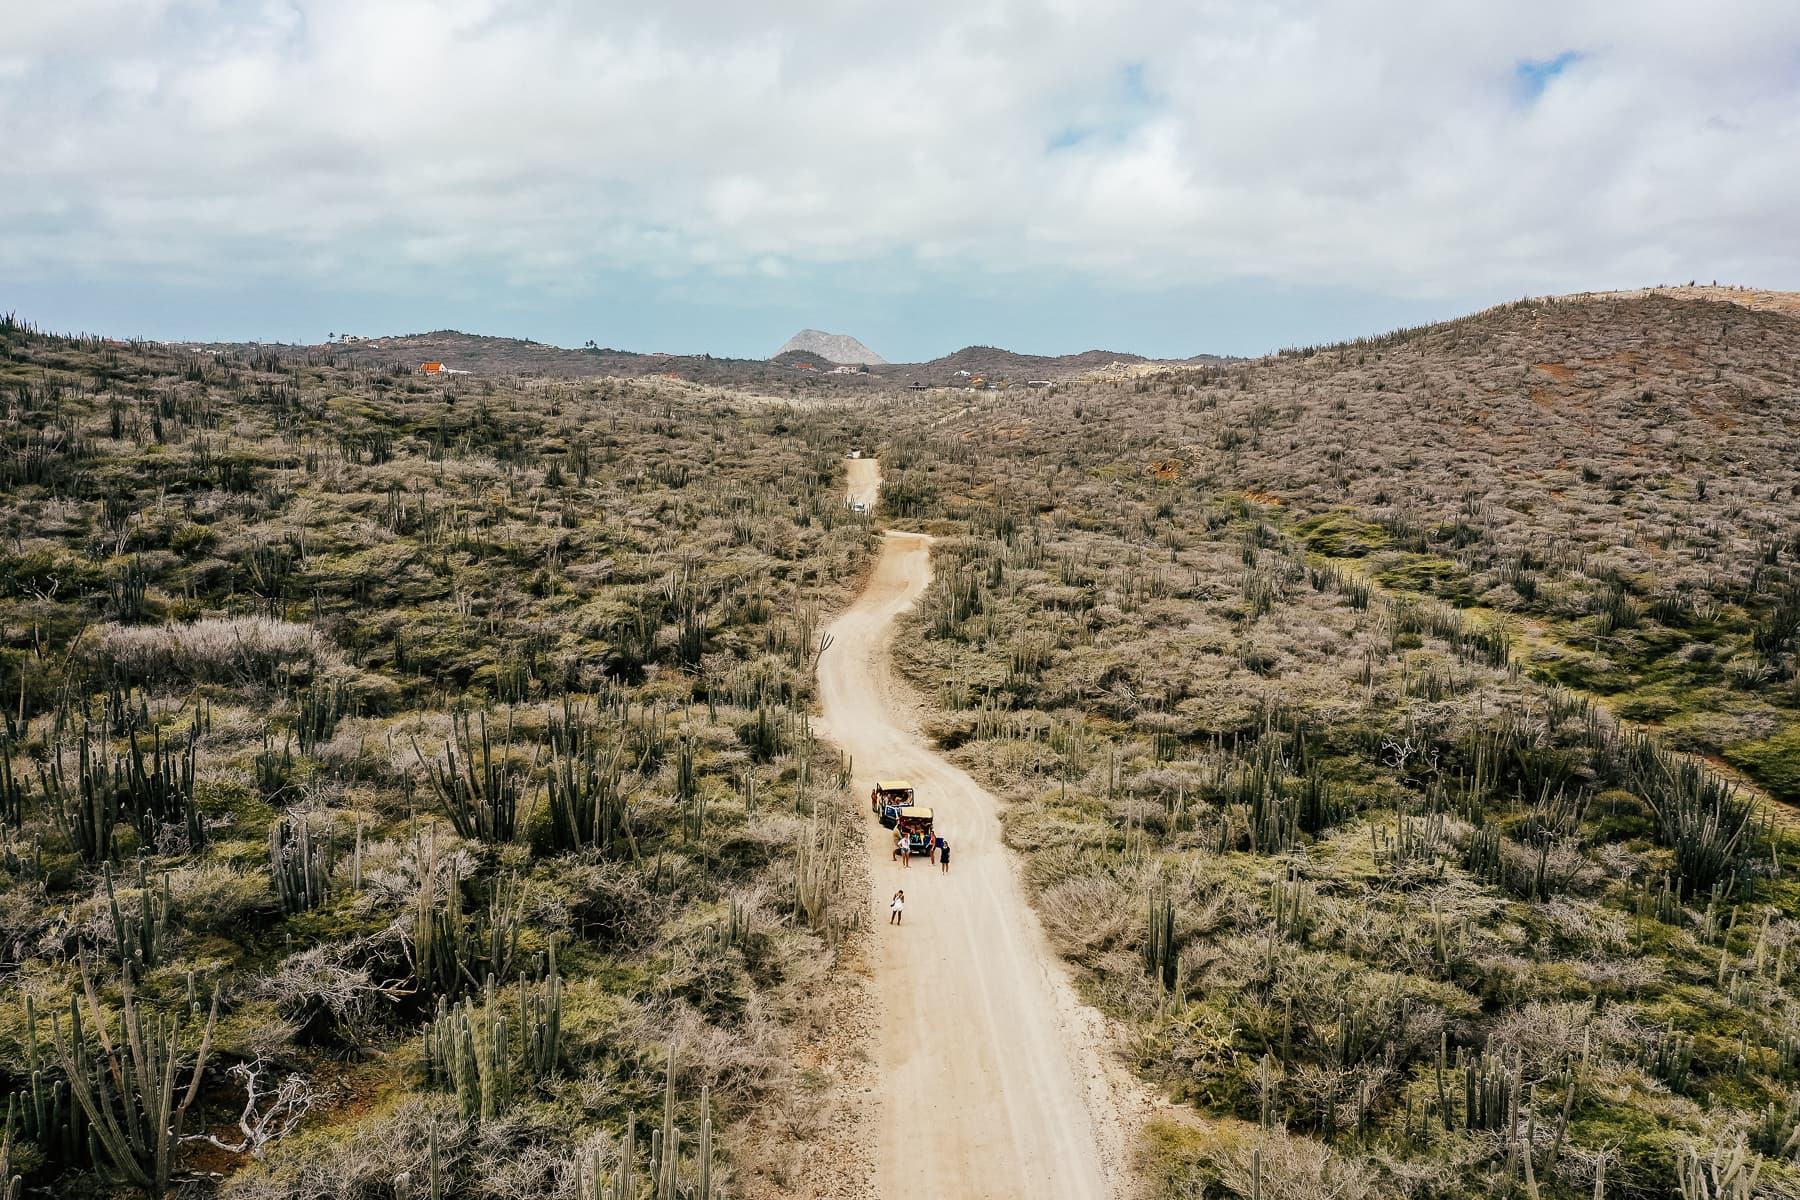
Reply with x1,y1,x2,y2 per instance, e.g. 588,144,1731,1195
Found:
415,708,519,843
49,959,220,1197
1642,1027,1696,1092
573,1051,714,1200
1144,888,1178,990
6,997,88,1170
1268,868,1310,944
269,815,333,915
293,680,358,755
410,849,524,1002
1676,1140,1761,1200
422,975,515,1123
104,857,172,971
40,723,205,860
545,711,630,855
793,811,841,934
1643,756,1757,896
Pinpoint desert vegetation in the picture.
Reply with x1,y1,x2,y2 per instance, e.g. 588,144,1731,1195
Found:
882,294,1800,1197
5,289,1799,1200
0,314,880,1198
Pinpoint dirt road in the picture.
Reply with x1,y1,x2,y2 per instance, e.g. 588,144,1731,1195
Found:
846,456,881,510
817,466,1123,1198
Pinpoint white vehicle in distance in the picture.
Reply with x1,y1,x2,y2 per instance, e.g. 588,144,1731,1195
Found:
851,501,869,513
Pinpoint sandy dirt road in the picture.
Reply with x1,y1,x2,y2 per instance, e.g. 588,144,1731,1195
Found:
846,457,882,510
817,464,1124,1198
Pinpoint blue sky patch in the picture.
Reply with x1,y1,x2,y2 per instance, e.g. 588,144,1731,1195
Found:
1119,61,1153,107
1515,51,1584,99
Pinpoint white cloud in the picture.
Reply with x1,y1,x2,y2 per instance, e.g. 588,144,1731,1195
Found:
2,0,1797,300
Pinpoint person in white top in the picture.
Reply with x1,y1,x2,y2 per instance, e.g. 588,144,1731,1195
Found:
889,890,906,925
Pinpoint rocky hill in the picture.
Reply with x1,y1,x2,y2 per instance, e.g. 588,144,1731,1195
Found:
772,329,887,365
918,344,1143,379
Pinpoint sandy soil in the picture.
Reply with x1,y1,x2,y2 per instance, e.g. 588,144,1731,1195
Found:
846,457,882,510
816,493,1139,1198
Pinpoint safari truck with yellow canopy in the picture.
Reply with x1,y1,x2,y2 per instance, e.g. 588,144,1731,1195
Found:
871,779,914,822
893,807,935,857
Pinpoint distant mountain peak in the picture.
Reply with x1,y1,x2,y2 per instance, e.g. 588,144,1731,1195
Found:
773,329,886,365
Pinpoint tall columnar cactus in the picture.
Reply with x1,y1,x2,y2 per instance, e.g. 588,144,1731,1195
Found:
573,1048,714,1200
0,740,23,830
521,939,563,1080
410,844,524,1002
1,1120,20,1200
426,1123,443,1200
422,975,513,1122
9,997,88,1168
269,815,333,914
50,959,220,1197
42,730,119,863
105,857,172,971
414,708,519,843
1144,888,1177,991
545,723,629,854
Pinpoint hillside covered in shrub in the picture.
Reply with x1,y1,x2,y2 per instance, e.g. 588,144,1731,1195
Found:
0,316,881,1198
4,290,1800,1200
880,294,1800,1198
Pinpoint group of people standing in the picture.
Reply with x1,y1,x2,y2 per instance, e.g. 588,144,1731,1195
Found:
891,832,950,872
889,834,948,926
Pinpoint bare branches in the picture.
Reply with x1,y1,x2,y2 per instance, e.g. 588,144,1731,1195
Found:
192,1060,322,1158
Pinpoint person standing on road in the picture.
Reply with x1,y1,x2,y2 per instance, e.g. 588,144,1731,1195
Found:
900,837,911,868
938,838,951,874
890,890,906,924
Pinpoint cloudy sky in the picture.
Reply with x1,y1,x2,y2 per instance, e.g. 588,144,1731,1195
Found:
3,1,1797,359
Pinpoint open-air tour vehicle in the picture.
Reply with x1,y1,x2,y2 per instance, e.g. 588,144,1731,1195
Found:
893,807,934,856
871,779,914,821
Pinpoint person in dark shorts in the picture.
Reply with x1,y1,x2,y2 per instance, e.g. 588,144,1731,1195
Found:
938,838,950,873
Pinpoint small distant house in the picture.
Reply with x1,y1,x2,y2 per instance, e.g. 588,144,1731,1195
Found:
420,362,444,374
907,382,928,391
